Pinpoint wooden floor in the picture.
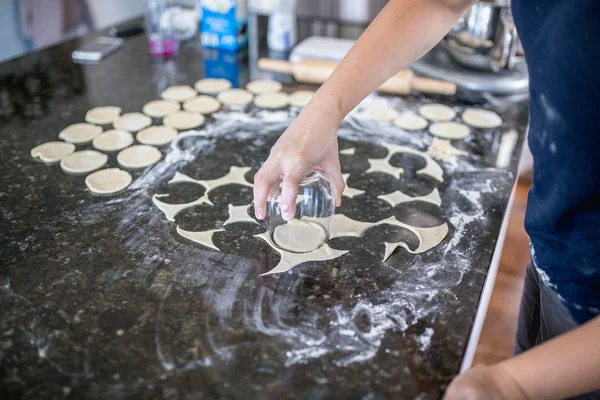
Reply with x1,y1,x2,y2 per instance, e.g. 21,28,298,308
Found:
473,179,531,365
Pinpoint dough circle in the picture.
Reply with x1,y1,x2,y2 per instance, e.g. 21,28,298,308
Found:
288,90,314,107
85,106,121,125
273,219,327,253
253,92,289,109
393,113,429,131
418,103,456,122
31,141,75,163
85,168,132,195
92,129,134,151
143,100,180,118
163,111,205,130
462,108,503,129
117,145,162,169
136,125,178,146
246,79,283,94
113,113,152,132
161,85,197,102
217,89,254,105
59,123,103,144
60,150,108,174
428,121,470,139
195,78,231,94
361,107,400,122
183,95,221,114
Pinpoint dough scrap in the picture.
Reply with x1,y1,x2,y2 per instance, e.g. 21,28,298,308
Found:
224,204,257,225
428,121,470,139
246,79,283,94
342,173,365,198
378,188,442,207
59,123,103,144
360,107,400,122
217,89,254,106
289,90,314,107
253,92,290,109
152,193,213,222
366,157,404,179
92,129,134,151
85,106,121,125
273,219,327,253
393,112,429,131
339,147,356,155
462,108,503,128
85,168,132,195
384,142,444,182
177,226,224,251
195,78,232,94
161,85,197,102
143,100,180,118
117,145,161,169
183,95,221,114
113,113,152,132
136,126,178,146
163,111,205,130
168,167,252,193
418,103,456,122
427,137,468,165
60,150,108,174
381,217,449,261
31,141,75,163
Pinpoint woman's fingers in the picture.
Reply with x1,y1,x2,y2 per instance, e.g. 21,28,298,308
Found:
280,162,310,221
253,161,280,220
322,158,345,207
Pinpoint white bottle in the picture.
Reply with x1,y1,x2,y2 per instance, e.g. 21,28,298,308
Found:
267,0,297,51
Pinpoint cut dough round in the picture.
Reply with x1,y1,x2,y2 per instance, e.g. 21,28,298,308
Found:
273,219,327,253
288,90,314,107
254,92,289,109
393,112,429,131
85,106,121,125
143,100,180,118
60,150,108,174
59,123,103,144
161,85,197,102
117,145,162,169
429,121,470,139
113,113,152,132
418,103,456,122
163,111,205,130
246,79,283,94
183,95,221,114
217,89,253,105
361,107,400,122
462,108,503,129
92,129,134,151
85,168,132,195
195,78,231,94
136,125,178,146
31,141,75,163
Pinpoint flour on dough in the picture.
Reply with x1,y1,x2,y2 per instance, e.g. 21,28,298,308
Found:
113,113,152,132
360,106,400,122
168,167,253,194
92,129,134,151
246,79,283,95
60,150,108,174
161,85,197,102
224,204,257,225
195,78,231,94
85,168,132,195
339,147,356,155
177,226,224,251
117,145,161,169
163,111,205,130
217,89,254,106
183,95,221,114
31,141,75,163
342,173,365,198
393,112,429,131
427,137,468,165
428,121,470,139
378,188,442,207
143,100,180,118
462,108,503,129
85,106,121,125
254,92,289,109
418,103,456,122
273,219,327,253
289,90,314,107
136,126,178,146
59,123,103,144
152,193,213,221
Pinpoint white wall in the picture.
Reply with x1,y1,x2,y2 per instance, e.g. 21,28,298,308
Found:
86,0,147,29
0,0,30,62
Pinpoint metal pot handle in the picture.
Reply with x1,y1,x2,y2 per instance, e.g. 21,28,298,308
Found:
492,8,520,71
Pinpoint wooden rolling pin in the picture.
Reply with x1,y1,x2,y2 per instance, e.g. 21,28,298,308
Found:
258,58,457,96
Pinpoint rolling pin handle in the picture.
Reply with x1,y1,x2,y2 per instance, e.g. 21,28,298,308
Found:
257,58,294,75
411,77,458,96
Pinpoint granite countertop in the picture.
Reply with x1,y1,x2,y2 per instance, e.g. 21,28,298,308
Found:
0,26,529,399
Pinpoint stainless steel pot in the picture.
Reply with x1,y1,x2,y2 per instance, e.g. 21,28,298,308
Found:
444,0,522,72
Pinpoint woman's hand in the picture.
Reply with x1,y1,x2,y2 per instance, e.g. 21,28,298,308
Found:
444,365,527,400
253,101,345,221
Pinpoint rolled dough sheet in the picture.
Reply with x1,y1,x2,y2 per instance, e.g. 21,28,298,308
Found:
273,219,327,253
85,106,121,125
161,85,197,102
289,90,314,107
462,108,503,128
246,79,283,94
418,103,456,122
195,78,231,94
31,141,75,163
92,129,134,151
113,113,152,132
183,95,221,114
136,125,178,146
143,100,180,118
60,150,108,174
393,112,429,131
163,111,205,130
254,92,290,109
59,123,103,144
341,173,365,198
360,107,400,122
85,168,132,195
177,226,224,251
428,121,470,139
117,145,161,169
378,188,442,207
217,89,254,106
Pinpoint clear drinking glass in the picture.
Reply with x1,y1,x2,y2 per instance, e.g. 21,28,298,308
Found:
146,0,180,58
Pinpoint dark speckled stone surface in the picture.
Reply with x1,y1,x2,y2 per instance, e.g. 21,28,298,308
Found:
0,25,529,400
